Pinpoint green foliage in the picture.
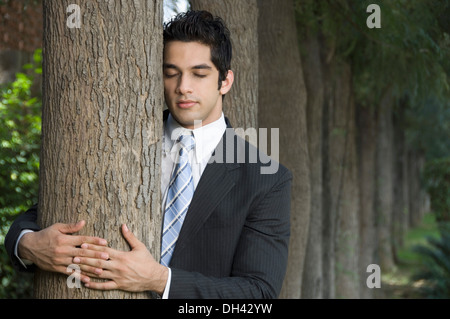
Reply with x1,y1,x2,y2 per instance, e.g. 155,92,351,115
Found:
0,246,33,299
412,223,450,298
0,49,41,221
405,99,450,159
0,49,42,299
294,0,450,106
423,157,450,223
416,157,450,298
352,0,449,106
295,0,450,198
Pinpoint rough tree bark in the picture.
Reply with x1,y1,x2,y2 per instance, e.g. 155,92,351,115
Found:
35,0,163,298
258,0,311,299
190,0,258,130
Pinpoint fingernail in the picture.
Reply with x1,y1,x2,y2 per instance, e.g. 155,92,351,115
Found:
101,253,109,259
81,243,88,249
73,257,81,263
100,239,107,245
123,224,129,232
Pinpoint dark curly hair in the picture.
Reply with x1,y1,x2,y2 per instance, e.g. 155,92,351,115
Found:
163,10,232,89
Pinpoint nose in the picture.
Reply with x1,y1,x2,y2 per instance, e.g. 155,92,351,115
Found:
176,74,193,95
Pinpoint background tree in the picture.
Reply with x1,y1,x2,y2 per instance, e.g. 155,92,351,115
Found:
0,0,43,52
300,32,325,299
258,0,311,299
189,0,258,130
190,0,311,298
295,0,450,298
2,0,450,299
34,0,163,298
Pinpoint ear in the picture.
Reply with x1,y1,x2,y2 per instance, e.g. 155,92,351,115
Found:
219,70,234,95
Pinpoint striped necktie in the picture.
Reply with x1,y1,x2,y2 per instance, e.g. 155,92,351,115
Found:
161,133,195,267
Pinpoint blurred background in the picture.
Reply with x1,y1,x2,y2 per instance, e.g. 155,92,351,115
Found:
0,0,449,299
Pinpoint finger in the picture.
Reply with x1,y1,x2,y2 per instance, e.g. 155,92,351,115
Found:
73,246,109,260
54,256,78,268
76,235,108,247
67,269,91,284
57,265,90,285
79,271,95,282
58,220,86,234
77,264,104,277
79,273,91,284
80,268,116,282
78,243,116,259
122,224,143,250
73,256,110,270
85,279,118,291
55,265,73,275
62,235,108,249
57,221,108,247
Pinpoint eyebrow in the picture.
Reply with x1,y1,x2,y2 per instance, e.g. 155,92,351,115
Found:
192,64,212,70
163,63,213,71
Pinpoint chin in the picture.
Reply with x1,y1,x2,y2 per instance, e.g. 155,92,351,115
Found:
171,112,199,128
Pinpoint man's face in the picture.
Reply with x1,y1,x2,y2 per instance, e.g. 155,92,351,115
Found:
163,41,233,129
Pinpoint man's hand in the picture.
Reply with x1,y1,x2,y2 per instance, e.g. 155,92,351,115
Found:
73,224,168,296
18,221,109,283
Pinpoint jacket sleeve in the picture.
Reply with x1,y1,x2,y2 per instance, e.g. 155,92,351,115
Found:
168,169,292,299
4,204,41,272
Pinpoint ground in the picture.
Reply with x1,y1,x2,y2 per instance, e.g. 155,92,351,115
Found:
375,213,440,299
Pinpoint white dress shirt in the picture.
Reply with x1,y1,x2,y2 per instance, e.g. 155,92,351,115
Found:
161,112,227,205
15,112,227,299
160,113,226,298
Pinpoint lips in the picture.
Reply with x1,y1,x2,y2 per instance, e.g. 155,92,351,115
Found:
177,100,197,109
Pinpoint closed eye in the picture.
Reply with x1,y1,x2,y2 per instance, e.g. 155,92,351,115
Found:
164,72,179,78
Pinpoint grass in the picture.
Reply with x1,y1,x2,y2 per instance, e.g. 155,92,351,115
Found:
377,213,441,299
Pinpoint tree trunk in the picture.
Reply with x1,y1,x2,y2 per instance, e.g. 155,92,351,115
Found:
258,0,311,299
321,51,335,299
375,91,395,271
190,0,258,130
327,62,360,299
300,33,324,299
401,144,410,238
408,151,426,227
417,153,428,222
392,102,407,261
356,103,377,299
35,0,163,299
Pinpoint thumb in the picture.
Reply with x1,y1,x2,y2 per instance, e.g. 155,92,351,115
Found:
122,224,142,250
59,220,86,234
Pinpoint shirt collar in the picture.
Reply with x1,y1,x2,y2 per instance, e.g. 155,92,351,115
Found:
163,113,227,164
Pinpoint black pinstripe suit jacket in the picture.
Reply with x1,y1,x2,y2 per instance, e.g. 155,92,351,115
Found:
4,111,292,299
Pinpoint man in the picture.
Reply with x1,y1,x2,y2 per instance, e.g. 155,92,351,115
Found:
5,10,292,299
